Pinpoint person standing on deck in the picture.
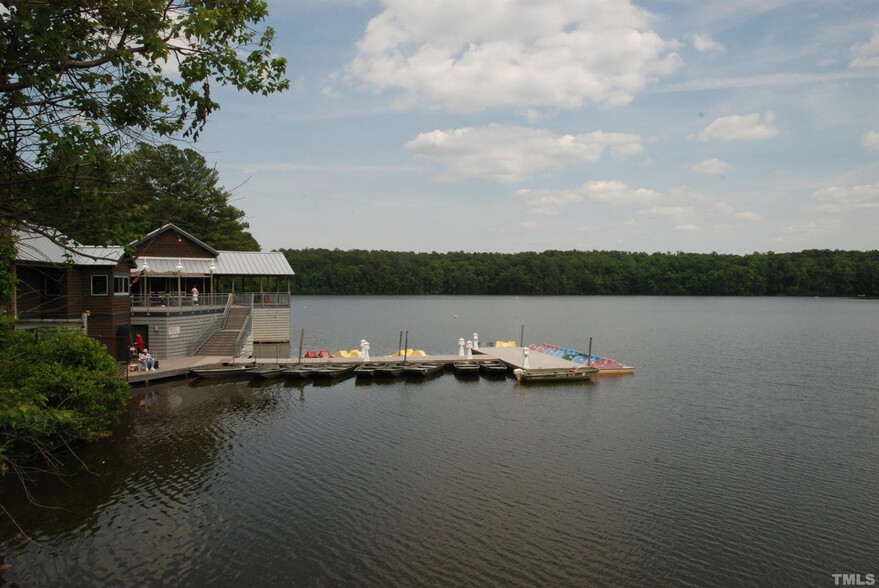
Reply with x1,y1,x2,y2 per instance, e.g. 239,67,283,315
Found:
191,286,199,305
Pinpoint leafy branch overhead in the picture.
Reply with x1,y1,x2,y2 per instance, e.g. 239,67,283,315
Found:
0,0,289,244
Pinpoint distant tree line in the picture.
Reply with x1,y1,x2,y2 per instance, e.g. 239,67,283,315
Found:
278,249,879,297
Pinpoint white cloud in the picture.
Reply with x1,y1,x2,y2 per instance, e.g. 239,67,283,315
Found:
639,205,696,225
735,211,763,221
513,188,584,215
674,223,702,233
345,0,682,112
861,130,879,150
811,183,879,213
851,28,879,68
512,179,659,215
690,33,724,53
405,124,644,183
691,158,731,174
581,180,661,206
694,112,779,142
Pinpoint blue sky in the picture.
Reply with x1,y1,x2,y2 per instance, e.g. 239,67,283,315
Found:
198,0,879,254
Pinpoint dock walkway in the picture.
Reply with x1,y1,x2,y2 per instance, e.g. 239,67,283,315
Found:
126,346,628,386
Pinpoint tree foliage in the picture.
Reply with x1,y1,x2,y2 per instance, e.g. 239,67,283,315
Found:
119,143,259,250
1,0,287,250
280,248,879,298
0,330,128,471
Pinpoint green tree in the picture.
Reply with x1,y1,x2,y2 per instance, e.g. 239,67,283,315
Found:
0,329,128,473
120,143,260,250
1,0,287,254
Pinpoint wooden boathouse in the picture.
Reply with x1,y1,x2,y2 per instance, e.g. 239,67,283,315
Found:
13,223,295,364
128,224,295,360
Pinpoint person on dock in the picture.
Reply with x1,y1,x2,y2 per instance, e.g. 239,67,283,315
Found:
139,349,157,371
190,286,199,305
134,333,144,353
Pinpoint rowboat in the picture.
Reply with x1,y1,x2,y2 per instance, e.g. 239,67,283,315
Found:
402,363,445,378
283,364,322,379
354,363,391,379
479,360,509,376
309,364,356,379
246,365,287,379
513,366,600,383
190,365,250,379
452,361,481,376
374,364,406,378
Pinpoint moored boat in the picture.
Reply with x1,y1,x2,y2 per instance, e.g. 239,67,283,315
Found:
374,364,406,378
190,365,250,379
513,366,600,383
246,365,287,379
452,361,481,376
309,364,356,379
402,363,445,378
354,363,391,378
283,364,322,379
479,360,509,376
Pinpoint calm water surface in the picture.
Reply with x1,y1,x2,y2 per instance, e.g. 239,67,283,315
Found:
1,296,877,586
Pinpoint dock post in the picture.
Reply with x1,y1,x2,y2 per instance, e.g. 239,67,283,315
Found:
458,338,465,356
465,340,473,359
403,331,409,364
361,339,370,361
587,337,593,368
523,347,529,369
473,333,479,349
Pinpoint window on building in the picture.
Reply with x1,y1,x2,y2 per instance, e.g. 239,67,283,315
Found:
114,275,129,296
44,271,64,297
91,274,109,296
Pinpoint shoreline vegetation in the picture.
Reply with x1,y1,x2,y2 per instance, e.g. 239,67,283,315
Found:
280,248,879,297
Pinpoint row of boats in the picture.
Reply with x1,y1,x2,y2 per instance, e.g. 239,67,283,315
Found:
190,360,511,381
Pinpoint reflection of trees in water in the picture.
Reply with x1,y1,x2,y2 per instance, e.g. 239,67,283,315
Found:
0,380,295,545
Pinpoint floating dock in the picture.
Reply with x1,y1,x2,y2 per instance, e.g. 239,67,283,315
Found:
127,344,632,386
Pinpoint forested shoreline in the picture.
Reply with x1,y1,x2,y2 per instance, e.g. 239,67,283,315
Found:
279,248,879,297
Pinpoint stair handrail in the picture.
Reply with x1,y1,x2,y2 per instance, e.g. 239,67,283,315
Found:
233,314,253,358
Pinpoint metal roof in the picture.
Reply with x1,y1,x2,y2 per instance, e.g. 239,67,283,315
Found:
136,251,294,277
15,228,127,266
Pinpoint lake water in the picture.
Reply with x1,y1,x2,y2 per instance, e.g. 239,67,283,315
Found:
1,296,878,586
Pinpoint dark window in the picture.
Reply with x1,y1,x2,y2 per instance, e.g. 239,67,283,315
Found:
44,272,64,297
91,274,109,296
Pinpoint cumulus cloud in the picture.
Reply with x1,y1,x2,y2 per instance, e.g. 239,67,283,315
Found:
581,180,661,206
851,28,879,68
861,130,879,150
513,179,659,215
694,112,779,142
513,188,584,215
735,211,763,221
405,124,644,183
345,0,682,112
690,33,724,53
691,158,731,174
811,182,879,213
